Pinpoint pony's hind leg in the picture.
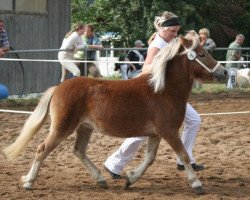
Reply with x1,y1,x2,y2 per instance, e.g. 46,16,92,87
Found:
22,127,72,189
73,125,108,188
126,136,161,188
162,131,204,194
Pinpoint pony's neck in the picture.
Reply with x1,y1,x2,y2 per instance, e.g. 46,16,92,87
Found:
164,56,194,102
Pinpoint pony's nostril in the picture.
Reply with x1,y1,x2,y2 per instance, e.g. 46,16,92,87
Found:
224,70,228,76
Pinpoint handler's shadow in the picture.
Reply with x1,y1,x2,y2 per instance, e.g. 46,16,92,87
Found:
112,176,250,198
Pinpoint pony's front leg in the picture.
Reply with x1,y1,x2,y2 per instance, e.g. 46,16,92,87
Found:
183,162,203,194
126,136,160,188
162,132,204,194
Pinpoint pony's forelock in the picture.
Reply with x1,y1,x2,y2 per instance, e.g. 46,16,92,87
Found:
149,31,200,93
180,31,200,55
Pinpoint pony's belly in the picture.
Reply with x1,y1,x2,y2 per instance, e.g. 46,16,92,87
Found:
90,120,155,138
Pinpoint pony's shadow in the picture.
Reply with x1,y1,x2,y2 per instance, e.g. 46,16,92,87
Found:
38,176,250,199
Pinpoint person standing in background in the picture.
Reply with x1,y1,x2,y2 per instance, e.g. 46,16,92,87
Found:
58,23,86,82
74,24,103,77
126,40,145,78
114,51,130,80
225,34,245,89
0,19,10,57
225,34,245,69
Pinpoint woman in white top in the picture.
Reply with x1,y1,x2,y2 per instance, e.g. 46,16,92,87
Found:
58,23,86,82
104,11,204,179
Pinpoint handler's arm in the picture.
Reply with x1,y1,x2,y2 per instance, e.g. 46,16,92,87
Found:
141,47,160,75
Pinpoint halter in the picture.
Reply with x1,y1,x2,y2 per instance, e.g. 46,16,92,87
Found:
187,50,220,73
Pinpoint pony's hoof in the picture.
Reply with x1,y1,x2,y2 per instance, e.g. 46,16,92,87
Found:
23,182,33,190
21,176,33,190
98,180,108,189
193,186,204,194
124,176,131,189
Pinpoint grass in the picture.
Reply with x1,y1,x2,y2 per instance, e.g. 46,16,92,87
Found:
0,98,39,108
192,83,250,94
1,83,249,108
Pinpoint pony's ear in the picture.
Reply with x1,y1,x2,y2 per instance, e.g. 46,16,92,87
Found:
179,36,192,49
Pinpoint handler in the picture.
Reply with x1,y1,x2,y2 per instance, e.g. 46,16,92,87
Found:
104,11,204,179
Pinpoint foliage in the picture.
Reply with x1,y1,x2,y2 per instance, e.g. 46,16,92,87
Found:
71,0,250,47
0,98,39,108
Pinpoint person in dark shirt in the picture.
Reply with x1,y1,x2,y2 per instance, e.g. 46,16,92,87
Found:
126,40,145,78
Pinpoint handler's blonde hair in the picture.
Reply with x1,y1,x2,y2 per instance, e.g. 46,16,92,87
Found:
154,11,179,31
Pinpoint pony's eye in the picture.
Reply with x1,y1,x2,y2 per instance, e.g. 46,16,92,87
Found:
199,53,205,57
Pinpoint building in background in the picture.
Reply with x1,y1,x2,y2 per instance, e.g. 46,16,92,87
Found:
0,0,71,95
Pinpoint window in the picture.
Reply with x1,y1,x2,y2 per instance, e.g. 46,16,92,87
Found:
16,0,47,13
0,0,47,14
0,0,13,11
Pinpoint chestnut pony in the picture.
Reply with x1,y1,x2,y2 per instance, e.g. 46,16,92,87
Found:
3,31,228,194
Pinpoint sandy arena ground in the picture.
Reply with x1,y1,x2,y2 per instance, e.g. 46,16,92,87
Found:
0,92,249,200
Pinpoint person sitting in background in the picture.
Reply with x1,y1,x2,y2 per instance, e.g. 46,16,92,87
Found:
58,23,86,82
126,40,145,79
0,19,10,57
74,24,103,77
199,28,216,54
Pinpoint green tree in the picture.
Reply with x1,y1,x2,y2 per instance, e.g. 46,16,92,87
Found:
71,0,250,47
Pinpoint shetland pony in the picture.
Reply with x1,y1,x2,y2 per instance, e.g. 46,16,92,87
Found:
3,31,228,194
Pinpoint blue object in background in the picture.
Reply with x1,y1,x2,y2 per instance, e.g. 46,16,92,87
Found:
0,83,9,99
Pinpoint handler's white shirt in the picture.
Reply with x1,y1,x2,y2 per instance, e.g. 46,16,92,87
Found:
149,33,168,50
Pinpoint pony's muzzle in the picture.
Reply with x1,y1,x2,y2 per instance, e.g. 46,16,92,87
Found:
213,65,228,82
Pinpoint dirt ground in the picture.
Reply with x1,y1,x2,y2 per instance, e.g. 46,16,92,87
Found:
0,92,249,200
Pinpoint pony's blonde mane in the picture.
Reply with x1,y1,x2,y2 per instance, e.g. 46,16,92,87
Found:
149,30,200,93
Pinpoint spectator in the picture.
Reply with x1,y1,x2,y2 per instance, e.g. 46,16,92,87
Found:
199,28,216,54
126,40,145,78
225,34,245,69
74,24,103,77
196,28,216,89
0,19,10,57
114,51,130,80
104,11,204,180
58,23,86,82
225,34,245,89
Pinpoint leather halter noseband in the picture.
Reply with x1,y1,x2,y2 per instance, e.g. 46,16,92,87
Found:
187,50,220,73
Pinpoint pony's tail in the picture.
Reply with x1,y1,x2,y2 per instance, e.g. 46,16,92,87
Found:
3,86,56,160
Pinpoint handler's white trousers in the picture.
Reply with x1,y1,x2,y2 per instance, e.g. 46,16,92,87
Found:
104,103,201,175
58,52,80,82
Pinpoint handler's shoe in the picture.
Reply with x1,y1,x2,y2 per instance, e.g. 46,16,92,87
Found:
177,163,205,171
104,166,123,179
